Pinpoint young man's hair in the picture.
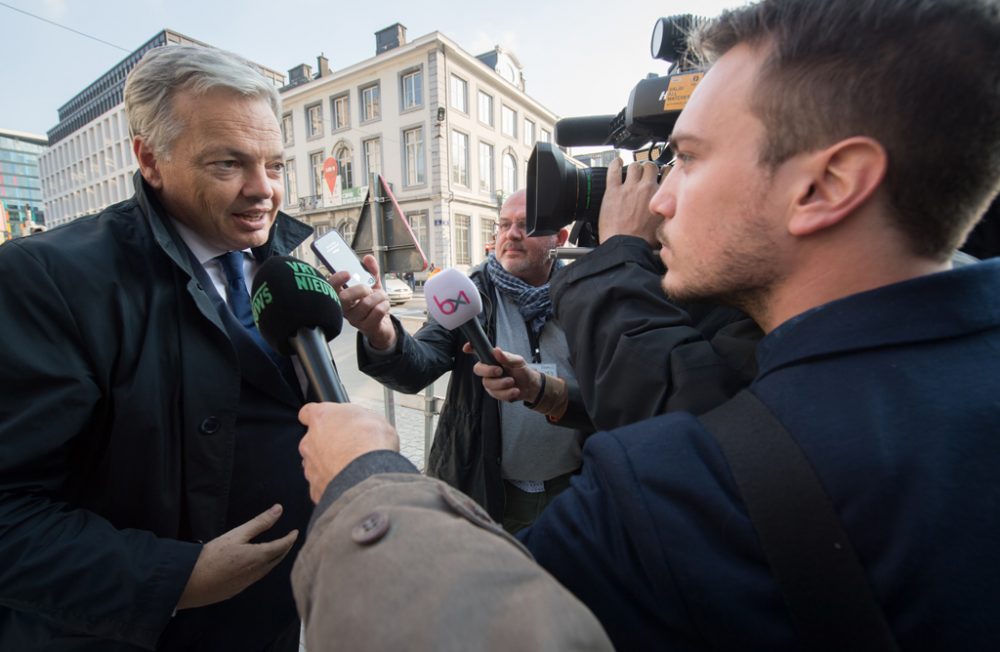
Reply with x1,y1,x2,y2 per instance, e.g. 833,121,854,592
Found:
124,45,281,160
691,0,1000,259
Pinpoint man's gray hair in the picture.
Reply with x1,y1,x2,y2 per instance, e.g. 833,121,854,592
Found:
124,44,281,158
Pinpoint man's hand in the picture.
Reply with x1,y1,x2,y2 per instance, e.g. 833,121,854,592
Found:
330,255,397,351
177,504,298,610
598,158,663,246
466,344,543,404
298,403,400,503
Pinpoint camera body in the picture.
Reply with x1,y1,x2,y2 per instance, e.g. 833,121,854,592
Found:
527,15,708,245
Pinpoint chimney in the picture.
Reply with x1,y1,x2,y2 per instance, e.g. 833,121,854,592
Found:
288,63,313,86
375,23,407,55
316,53,330,78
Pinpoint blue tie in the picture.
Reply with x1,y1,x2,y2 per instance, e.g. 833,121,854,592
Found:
218,251,299,392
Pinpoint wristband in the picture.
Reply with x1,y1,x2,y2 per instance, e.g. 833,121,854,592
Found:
522,373,546,409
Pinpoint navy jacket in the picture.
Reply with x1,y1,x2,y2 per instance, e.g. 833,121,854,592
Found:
521,260,1000,650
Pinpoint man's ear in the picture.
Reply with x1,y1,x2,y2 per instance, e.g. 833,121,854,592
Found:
555,227,569,247
133,137,165,189
787,137,887,237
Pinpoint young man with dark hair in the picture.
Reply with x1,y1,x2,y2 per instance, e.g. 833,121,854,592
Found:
293,1,1000,649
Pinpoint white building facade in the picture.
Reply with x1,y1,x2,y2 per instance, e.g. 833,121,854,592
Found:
280,24,558,272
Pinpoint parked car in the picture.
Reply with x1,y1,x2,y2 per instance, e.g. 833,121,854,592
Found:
384,273,414,305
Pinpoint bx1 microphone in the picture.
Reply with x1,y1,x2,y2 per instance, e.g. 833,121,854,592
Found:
251,256,350,403
553,114,617,147
424,268,496,365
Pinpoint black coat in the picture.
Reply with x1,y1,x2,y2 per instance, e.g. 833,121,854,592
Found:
358,264,508,518
550,235,762,430
0,174,312,649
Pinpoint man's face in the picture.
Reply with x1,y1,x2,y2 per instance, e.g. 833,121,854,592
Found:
650,44,790,311
141,88,284,251
495,191,558,286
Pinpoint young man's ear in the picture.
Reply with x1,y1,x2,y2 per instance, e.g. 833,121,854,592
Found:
132,137,164,189
555,227,570,247
787,136,887,237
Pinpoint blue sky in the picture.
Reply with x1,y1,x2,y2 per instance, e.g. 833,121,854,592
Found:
0,0,747,138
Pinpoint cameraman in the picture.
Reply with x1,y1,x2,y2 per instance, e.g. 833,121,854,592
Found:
477,158,761,431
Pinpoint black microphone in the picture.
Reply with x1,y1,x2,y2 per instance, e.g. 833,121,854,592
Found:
553,114,617,147
251,256,350,403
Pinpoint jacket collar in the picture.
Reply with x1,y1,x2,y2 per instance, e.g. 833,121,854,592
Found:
131,170,312,271
756,259,1000,379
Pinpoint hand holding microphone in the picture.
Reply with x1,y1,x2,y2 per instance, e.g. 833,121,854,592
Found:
424,268,497,365
251,256,350,403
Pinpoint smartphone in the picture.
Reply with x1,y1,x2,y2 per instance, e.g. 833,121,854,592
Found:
310,230,376,288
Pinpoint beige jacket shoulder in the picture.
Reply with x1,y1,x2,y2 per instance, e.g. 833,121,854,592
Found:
292,473,612,651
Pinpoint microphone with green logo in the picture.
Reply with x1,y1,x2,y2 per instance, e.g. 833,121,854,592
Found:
251,256,349,402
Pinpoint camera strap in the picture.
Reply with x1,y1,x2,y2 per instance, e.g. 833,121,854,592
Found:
698,390,898,652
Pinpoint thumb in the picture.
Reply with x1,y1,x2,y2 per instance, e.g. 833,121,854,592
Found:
229,504,283,542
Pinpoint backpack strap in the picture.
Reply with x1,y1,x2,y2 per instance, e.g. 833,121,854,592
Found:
699,390,898,652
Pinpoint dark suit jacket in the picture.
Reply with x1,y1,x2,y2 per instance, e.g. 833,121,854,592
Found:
0,173,312,649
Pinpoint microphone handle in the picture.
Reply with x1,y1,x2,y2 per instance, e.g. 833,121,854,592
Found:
291,327,350,403
458,319,496,365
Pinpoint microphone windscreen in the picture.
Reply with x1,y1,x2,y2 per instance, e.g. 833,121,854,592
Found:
424,268,483,330
554,114,617,147
251,256,344,355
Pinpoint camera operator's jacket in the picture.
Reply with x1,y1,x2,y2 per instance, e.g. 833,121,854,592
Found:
356,263,592,518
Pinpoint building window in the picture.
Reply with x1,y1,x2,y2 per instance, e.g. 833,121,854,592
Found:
451,130,469,187
501,105,517,138
455,214,471,265
339,219,357,245
331,94,350,131
361,83,381,122
403,127,425,186
282,113,294,146
334,145,354,190
480,215,495,259
450,74,468,113
523,119,536,146
363,137,382,181
478,142,494,194
502,153,517,194
540,128,552,143
478,91,494,126
306,103,323,139
310,151,324,198
408,210,429,255
401,69,423,110
284,158,297,204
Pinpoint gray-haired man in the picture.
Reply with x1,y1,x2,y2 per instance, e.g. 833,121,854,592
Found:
0,45,312,650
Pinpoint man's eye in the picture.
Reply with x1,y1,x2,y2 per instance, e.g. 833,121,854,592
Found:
267,162,285,173
213,160,239,170
667,153,693,168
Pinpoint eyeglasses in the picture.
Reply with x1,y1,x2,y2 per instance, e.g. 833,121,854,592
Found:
494,219,528,234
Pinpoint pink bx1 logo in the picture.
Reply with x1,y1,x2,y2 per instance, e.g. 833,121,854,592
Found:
432,290,472,315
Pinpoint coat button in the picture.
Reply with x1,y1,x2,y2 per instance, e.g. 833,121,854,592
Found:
351,512,390,545
199,417,221,435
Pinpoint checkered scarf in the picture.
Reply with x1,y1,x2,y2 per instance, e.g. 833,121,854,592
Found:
486,253,561,338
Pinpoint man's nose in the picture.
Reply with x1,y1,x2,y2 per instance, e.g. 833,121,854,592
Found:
243,165,275,200
649,171,676,221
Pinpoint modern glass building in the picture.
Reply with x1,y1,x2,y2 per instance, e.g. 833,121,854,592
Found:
0,128,47,240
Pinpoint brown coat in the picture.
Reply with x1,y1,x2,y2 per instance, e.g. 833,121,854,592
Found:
292,473,613,651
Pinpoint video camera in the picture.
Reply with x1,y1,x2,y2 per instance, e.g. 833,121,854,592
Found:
527,15,709,246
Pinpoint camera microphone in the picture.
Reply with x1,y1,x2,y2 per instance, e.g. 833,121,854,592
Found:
251,256,350,403
553,114,617,147
424,268,496,364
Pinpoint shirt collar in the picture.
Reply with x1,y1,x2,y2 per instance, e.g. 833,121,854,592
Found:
169,218,249,265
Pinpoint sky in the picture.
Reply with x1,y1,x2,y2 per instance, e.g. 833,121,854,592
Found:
0,0,749,139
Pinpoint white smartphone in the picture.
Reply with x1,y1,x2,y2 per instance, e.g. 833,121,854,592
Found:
310,230,376,288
